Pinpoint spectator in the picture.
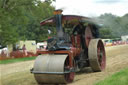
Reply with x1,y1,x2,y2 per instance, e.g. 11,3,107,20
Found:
22,44,27,56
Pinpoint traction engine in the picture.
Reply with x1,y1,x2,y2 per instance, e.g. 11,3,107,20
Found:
31,10,106,84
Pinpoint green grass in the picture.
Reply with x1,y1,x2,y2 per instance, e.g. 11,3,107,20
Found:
0,56,36,64
95,68,128,85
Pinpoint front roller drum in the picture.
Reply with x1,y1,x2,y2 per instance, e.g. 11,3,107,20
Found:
88,39,106,71
32,54,75,84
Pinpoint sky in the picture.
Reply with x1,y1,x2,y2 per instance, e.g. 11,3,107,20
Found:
53,0,128,17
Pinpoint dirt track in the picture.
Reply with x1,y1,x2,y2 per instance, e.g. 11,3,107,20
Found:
0,44,128,85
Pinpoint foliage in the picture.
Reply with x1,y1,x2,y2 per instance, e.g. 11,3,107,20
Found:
99,28,114,38
95,68,128,85
0,0,55,46
99,13,128,38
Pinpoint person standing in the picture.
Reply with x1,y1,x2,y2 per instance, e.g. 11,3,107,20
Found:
22,44,27,56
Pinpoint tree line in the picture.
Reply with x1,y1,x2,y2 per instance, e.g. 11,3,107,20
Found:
99,13,128,39
0,0,128,46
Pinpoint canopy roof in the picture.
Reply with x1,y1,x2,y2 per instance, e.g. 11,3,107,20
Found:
40,15,95,27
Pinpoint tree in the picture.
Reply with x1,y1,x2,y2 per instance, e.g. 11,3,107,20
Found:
120,14,128,35
0,0,55,46
98,13,128,38
24,1,55,42
99,28,114,38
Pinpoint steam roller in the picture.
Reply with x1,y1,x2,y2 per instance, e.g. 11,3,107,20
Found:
31,10,106,84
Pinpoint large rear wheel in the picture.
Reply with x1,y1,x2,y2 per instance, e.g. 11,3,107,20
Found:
88,39,106,71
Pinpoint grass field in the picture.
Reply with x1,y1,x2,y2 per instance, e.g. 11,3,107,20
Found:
95,68,128,85
0,56,36,64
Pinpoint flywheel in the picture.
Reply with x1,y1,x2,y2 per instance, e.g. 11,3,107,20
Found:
85,25,93,47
